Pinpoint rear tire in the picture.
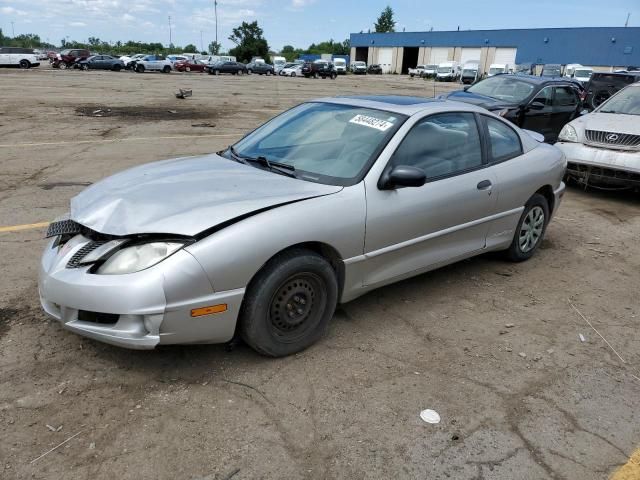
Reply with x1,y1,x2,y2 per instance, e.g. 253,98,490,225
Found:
162,66,171,73
331,72,337,80
113,64,122,72
247,69,252,75
185,66,191,72
136,64,145,73
19,59,30,69
59,62,68,70
504,194,549,262
240,249,338,357
291,72,296,77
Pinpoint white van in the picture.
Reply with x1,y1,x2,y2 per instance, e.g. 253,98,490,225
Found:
565,64,593,85
0,46,40,69
273,56,286,72
460,61,480,84
333,58,347,74
487,63,510,77
435,61,460,82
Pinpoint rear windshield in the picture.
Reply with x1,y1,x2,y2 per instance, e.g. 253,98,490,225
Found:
468,75,536,102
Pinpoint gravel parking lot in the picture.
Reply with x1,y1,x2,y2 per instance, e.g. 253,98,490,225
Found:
0,67,639,480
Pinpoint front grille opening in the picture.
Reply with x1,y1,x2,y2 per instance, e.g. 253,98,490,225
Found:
77,310,119,325
66,241,108,268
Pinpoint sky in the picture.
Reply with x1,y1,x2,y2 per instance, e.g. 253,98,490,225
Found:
0,0,637,51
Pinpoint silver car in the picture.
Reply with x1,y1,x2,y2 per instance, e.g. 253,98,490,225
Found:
556,82,640,188
39,96,566,356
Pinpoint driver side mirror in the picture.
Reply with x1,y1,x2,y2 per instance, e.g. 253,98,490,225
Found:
463,85,470,91
529,101,546,110
380,165,427,190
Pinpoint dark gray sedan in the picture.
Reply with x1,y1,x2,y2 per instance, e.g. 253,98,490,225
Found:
78,55,124,71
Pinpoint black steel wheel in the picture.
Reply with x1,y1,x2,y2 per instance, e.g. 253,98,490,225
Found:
19,59,30,69
240,248,338,357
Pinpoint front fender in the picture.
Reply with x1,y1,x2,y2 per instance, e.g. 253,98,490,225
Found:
185,184,366,293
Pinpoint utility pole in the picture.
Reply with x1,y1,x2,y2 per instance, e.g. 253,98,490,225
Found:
11,21,15,37
624,12,630,27
168,15,172,46
200,31,204,52
214,0,218,46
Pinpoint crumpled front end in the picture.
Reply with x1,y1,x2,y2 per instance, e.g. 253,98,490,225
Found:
38,225,243,349
556,142,640,188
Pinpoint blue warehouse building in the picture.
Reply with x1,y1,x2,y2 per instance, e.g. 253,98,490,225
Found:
349,27,640,74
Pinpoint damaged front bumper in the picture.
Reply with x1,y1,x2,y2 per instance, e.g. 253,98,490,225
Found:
39,234,244,349
556,142,640,188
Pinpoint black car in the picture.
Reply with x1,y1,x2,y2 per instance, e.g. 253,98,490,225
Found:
583,71,640,110
444,74,583,143
302,61,337,79
207,61,247,75
367,64,383,75
78,55,124,71
246,62,274,75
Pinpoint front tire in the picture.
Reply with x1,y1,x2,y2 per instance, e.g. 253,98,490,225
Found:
136,64,145,73
504,194,549,262
240,249,338,357
162,66,171,73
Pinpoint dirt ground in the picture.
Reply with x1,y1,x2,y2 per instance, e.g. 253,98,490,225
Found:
0,66,639,480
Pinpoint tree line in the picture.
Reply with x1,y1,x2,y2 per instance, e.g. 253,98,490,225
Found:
0,6,398,62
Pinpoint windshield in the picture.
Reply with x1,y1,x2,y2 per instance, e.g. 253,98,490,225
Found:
597,86,640,115
489,67,504,75
462,69,477,76
437,66,452,73
468,76,536,103
574,69,592,78
426,65,437,70
354,62,365,67
230,102,406,186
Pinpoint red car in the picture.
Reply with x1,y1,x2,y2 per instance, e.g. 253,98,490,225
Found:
174,59,207,72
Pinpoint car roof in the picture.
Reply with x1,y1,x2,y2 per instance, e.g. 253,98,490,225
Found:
314,95,489,116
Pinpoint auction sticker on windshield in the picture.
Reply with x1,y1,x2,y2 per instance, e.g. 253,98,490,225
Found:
349,114,395,131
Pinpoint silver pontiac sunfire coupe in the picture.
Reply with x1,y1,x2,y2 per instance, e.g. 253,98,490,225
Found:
39,96,566,356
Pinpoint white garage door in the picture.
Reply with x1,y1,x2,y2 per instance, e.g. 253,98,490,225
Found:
429,47,449,65
494,48,517,66
460,48,481,65
378,48,393,73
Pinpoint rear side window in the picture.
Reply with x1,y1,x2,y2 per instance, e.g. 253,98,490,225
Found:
484,116,522,162
391,112,483,179
554,86,578,106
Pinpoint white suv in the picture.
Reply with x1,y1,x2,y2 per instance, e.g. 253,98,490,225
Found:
0,47,40,69
135,55,172,73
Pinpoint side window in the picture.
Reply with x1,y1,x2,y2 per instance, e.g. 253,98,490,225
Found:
484,116,523,162
391,112,483,179
554,86,578,107
531,87,553,108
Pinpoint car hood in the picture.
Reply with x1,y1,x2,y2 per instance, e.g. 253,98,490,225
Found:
572,112,640,135
444,90,518,110
70,154,343,237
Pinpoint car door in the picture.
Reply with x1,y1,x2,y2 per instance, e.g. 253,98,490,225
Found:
550,85,580,141
521,86,555,142
363,111,498,287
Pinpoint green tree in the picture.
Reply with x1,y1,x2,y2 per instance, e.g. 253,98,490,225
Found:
374,6,396,33
208,41,221,54
183,44,198,53
228,21,269,63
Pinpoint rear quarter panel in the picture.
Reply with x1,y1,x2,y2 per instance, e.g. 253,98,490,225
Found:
486,142,566,249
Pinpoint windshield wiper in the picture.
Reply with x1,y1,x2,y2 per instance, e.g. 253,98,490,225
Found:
226,146,296,178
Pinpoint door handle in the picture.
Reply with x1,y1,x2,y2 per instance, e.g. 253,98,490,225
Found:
477,180,492,190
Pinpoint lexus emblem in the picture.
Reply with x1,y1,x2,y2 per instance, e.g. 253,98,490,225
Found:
606,133,619,142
